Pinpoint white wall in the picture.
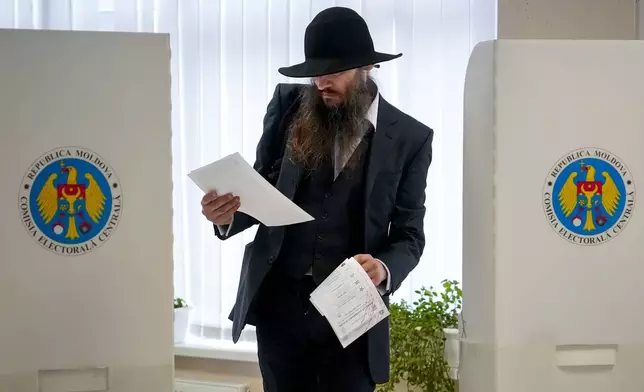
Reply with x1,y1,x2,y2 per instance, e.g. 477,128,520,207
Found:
499,0,637,39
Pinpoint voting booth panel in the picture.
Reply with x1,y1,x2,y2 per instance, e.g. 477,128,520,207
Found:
462,40,644,392
0,30,173,391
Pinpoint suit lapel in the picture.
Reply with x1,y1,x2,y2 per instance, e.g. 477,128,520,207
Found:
272,93,305,200
275,154,303,200
365,97,399,200
267,101,303,242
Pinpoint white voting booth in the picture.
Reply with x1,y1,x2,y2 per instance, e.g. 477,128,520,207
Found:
0,30,173,391
461,40,644,391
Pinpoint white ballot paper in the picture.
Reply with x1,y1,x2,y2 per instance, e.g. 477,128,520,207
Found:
188,152,314,227
310,258,390,348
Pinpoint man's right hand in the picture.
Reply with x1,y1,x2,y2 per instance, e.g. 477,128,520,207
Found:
201,191,241,226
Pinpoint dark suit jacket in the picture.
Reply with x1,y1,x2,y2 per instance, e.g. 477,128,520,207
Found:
215,83,433,384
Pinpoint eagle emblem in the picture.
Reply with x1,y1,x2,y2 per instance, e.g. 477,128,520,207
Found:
19,147,122,256
557,160,620,232
36,161,107,240
543,148,635,245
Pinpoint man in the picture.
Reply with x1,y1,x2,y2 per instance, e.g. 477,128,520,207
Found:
201,6,433,392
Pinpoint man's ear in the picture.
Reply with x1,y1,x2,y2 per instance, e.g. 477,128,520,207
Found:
361,65,375,81
363,64,375,72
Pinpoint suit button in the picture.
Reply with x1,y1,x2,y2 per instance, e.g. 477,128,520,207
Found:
318,233,325,240
324,192,331,199
268,256,274,263
315,253,321,260
322,213,328,219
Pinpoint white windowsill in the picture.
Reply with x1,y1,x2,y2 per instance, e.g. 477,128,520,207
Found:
174,336,458,380
174,336,259,363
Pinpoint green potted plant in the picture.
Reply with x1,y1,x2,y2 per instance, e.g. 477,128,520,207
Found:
173,297,191,344
377,280,462,392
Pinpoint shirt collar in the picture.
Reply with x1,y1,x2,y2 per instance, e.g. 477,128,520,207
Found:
365,92,380,131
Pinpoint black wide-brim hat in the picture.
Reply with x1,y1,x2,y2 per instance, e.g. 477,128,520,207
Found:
278,7,402,78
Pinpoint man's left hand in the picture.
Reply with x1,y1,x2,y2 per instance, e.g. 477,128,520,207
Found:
354,254,387,286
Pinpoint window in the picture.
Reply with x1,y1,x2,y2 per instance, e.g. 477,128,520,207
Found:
2,0,494,349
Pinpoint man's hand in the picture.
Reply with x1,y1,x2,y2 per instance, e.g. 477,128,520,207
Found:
201,191,240,226
354,254,387,287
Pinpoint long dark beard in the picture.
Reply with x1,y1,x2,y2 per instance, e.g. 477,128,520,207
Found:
287,75,375,171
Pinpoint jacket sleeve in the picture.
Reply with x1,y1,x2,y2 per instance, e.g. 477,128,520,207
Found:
214,84,284,240
374,128,433,294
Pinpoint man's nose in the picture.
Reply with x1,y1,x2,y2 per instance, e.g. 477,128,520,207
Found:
314,75,333,90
